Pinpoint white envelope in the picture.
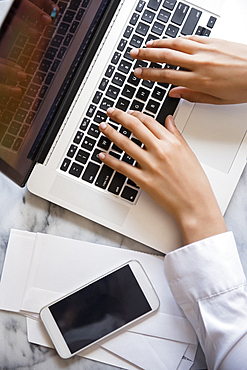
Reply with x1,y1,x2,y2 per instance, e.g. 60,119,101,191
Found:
0,229,197,369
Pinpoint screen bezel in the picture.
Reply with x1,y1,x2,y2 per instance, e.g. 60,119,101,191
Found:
40,260,160,359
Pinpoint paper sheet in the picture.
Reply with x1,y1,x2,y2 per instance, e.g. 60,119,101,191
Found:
0,230,197,369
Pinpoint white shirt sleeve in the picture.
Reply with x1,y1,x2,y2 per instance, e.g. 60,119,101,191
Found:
164,231,247,370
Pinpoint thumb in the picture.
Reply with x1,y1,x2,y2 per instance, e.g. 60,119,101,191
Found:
165,115,181,138
169,87,222,105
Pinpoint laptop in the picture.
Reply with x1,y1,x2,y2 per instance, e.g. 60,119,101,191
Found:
0,0,247,253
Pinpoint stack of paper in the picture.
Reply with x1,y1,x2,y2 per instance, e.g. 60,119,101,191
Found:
0,229,198,369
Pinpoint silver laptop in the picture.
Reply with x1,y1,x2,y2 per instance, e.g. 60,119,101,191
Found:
1,0,247,253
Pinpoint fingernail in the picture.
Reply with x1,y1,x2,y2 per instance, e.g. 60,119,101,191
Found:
146,40,153,47
10,87,22,96
99,122,107,130
99,153,106,161
170,93,181,99
41,14,52,24
127,110,134,115
134,68,142,77
107,107,115,114
16,71,26,80
130,48,139,57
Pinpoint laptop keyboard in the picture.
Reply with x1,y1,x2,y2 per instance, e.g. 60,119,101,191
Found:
60,0,217,204
0,0,91,152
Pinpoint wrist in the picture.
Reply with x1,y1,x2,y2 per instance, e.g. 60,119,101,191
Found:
176,203,227,246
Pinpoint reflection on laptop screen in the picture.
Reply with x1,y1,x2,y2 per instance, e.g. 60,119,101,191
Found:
0,0,111,185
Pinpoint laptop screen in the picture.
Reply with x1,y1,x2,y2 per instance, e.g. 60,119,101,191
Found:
0,0,113,185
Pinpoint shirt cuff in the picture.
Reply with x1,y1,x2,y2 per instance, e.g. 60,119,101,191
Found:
164,231,246,305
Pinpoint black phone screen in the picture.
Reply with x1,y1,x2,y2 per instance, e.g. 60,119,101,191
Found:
49,265,151,354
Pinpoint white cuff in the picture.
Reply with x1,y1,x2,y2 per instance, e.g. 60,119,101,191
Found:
164,231,246,305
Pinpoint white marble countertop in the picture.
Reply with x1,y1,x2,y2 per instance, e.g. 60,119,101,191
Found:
0,161,247,369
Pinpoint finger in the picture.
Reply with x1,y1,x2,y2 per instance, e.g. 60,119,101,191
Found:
165,115,184,141
169,87,225,104
98,151,141,185
0,85,23,97
128,110,166,140
131,47,193,69
134,67,194,87
99,121,145,164
106,108,157,149
0,63,26,81
145,36,208,53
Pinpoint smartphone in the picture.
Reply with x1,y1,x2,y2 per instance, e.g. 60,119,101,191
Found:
40,260,160,359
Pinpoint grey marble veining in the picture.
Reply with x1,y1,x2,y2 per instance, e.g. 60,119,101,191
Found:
0,160,247,370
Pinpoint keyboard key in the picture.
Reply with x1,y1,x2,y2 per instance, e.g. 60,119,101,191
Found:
8,121,21,135
165,24,179,38
88,123,100,138
111,52,121,65
100,98,114,111
95,165,114,189
57,47,67,59
67,144,77,158
163,0,177,10
120,125,131,138
63,10,76,23
12,138,23,151
122,153,134,165
19,124,29,137
122,84,135,99
39,59,52,72
45,47,58,60
130,34,144,48
124,47,134,61
130,13,139,26
91,148,103,163
128,72,140,86
157,9,171,23
136,22,150,36
75,149,89,164
124,26,134,39
69,162,83,177
51,34,63,48
97,135,111,150
136,0,145,12
146,34,159,43
69,0,81,10
142,79,154,89
108,172,126,195
151,21,165,36
70,21,79,33
147,0,162,11
86,104,96,117
146,99,160,113
106,85,120,99
127,178,139,188
92,91,103,104
80,117,90,130
116,97,130,111
118,60,132,74
51,59,61,72
117,39,127,52
14,109,27,123
121,186,138,202
76,8,85,20
156,88,180,124
58,22,70,35
7,99,20,112
0,124,7,140
136,87,150,101
2,134,15,148
81,136,96,151
82,162,100,183
99,78,109,91
94,111,107,123
113,72,126,87
141,9,155,24
105,65,115,78
207,16,217,28
171,2,189,25
73,131,84,144
130,100,144,111
152,86,166,100
60,158,71,171
45,72,54,85
181,8,202,35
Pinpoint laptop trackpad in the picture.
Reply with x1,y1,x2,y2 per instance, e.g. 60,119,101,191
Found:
182,103,247,173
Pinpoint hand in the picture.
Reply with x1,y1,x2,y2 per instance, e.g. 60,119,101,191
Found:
0,58,26,97
130,36,247,105
99,109,227,245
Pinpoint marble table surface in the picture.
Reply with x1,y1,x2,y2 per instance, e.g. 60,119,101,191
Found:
0,160,247,370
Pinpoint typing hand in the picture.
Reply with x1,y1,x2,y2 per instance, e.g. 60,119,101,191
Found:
99,109,227,245
130,36,247,105
0,58,26,97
